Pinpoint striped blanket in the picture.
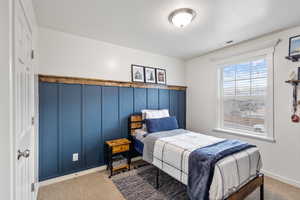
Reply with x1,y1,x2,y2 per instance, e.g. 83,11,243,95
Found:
142,129,262,200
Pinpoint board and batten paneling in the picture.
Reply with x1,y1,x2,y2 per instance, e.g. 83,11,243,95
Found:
158,89,170,110
119,87,134,139
133,88,147,113
170,90,186,128
60,84,83,174
102,86,120,142
147,88,159,109
39,83,60,180
83,85,103,168
178,90,186,128
170,90,179,118
39,81,186,181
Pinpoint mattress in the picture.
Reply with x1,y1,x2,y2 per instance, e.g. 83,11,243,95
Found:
134,129,262,200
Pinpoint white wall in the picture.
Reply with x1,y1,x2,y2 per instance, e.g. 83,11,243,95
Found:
186,26,300,187
38,27,186,86
0,0,12,199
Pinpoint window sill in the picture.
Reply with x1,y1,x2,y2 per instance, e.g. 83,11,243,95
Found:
213,128,276,143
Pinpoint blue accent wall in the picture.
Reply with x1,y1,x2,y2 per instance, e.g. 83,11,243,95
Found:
133,88,147,113
60,84,83,173
102,86,120,142
158,89,169,110
119,87,134,138
39,82,186,181
170,90,179,117
178,90,186,128
147,88,159,109
83,85,102,168
39,83,59,179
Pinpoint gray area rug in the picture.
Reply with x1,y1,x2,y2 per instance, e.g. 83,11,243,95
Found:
112,165,286,200
112,165,188,200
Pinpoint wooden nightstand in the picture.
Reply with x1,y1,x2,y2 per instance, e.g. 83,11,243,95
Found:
106,138,131,178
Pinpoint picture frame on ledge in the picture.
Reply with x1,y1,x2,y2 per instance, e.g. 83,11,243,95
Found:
287,35,300,62
145,67,156,84
156,68,167,85
131,64,145,83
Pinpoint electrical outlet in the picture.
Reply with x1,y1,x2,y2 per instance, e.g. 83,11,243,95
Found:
72,153,79,162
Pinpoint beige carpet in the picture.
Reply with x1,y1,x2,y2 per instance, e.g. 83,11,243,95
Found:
38,170,300,200
38,171,125,200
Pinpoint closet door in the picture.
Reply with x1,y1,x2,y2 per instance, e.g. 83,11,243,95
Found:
60,84,82,173
39,82,59,180
83,85,103,168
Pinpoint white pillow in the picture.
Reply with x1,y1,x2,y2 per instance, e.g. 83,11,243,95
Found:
146,109,169,119
141,109,169,120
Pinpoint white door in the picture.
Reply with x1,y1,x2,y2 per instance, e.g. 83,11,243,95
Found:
14,0,35,200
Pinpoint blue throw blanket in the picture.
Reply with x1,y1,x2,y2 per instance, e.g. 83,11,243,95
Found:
187,140,256,200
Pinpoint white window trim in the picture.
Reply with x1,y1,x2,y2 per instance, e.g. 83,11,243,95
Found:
215,47,275,142
213,128,276,143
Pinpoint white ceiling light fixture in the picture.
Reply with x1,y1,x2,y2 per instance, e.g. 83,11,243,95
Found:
168,8,196,28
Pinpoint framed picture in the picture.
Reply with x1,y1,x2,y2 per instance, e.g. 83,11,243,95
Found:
131,64,145,83
289,35,300,57
156,68,167,85
145,67,156,84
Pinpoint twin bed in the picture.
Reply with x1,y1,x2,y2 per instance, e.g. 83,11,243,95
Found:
128,110,264,200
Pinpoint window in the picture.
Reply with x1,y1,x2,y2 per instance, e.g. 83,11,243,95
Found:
217,49,274,140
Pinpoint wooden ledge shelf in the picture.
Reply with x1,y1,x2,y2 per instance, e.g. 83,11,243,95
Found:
39,74,187,91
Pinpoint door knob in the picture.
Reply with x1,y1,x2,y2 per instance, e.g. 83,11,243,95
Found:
17,149,30,160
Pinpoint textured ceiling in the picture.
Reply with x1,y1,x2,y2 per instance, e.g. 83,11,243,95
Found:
33,0,300,59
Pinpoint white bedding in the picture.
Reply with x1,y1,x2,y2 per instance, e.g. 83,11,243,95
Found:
134,129,147,141
139,129,262,200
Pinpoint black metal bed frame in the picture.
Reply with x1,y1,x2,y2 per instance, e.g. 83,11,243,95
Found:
128,114,264,200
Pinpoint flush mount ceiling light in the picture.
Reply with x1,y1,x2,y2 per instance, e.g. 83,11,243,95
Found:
168,8,196,28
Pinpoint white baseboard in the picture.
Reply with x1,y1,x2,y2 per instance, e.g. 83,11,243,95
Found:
38,157,143,187
261,169,300,188
39,165,107,187
34,183,39,200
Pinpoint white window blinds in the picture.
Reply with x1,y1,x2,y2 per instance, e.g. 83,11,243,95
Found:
221,58,267,133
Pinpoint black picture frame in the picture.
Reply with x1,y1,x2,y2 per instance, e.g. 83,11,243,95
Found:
131,64,145,83
155,68,167,85
144,67,156,84
288,35,300,62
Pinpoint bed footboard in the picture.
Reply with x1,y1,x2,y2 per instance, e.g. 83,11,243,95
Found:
155,167,264,200
226,173,264,200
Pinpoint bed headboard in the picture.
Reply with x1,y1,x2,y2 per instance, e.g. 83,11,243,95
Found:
128,114,143,137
